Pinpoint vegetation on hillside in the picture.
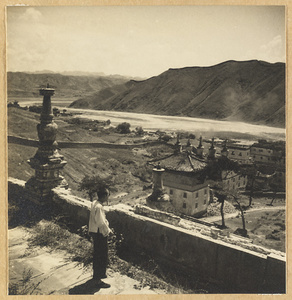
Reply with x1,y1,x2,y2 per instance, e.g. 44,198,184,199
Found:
70,60,285,127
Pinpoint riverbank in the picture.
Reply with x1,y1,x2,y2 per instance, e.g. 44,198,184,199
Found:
13,99,286,140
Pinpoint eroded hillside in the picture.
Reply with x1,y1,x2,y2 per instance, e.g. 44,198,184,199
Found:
70,60,285,127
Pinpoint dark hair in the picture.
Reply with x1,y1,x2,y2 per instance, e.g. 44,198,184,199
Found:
97,187,110,200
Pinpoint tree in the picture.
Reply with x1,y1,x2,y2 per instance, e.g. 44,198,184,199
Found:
214,189,228,228
205,157,240,229
79,175,110,201
228,190,248,237
268,180,280,206
53,107,60,116
116,122,131,134
29,105,42,113
188,133,196,140
213,187,248,237
160,134,172,142
240,163,258,207
13,100,20,107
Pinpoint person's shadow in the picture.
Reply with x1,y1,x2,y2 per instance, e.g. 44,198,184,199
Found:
69,279,101,295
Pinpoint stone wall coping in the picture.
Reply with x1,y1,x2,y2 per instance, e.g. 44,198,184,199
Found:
8,178,286,261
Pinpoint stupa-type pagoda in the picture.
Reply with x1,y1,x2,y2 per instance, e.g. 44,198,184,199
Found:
25,84,67,204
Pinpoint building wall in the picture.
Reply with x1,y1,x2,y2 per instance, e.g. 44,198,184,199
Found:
227,147,250,163
164,185,209,216
250,146,274,164
163,171,209,216
221,170,248,191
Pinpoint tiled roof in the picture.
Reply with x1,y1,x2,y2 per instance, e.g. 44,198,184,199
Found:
227,144,250,150
150,152,208,173
251,143,274,149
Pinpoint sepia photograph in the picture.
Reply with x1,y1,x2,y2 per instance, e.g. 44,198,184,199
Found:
5,3,286,296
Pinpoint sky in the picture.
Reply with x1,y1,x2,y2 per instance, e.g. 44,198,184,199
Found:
6,5,285,78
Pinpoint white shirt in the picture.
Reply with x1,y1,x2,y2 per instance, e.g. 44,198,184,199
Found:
88,201,111,237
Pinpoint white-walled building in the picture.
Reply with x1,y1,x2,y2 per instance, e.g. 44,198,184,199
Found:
227,145,251,164
150,151,210,217
250,143,274,164
221,170,248,191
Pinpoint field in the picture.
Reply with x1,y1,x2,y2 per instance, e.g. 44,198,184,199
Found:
7,107,172,203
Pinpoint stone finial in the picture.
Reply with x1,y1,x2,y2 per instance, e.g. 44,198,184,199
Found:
175,133,182,153
210,137,215,149
208,137,216,159
196,136,204,157
221,139,228,157
198,136,203,149
176,133,180,144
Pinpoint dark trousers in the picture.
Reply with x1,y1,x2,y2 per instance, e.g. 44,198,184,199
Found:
91,231,108,280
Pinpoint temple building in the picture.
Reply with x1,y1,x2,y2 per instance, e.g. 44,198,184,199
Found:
149,150,210,217
148,135,248,217
149,136,211,217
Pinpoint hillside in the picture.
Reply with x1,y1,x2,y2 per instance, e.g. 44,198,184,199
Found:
70,60,285,128
7,72,130,99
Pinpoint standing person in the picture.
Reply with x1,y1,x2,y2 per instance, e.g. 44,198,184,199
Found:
88,187,112,288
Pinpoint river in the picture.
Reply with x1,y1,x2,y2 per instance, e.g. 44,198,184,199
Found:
16,98,285,141
66,108,285,141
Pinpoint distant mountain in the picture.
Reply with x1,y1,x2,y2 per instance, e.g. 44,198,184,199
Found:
7,72,131,99
60,71,144,81
70,60,285,128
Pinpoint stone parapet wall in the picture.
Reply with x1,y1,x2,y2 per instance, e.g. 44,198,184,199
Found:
8,178,286,293
107,206,285,293
8,135,164,150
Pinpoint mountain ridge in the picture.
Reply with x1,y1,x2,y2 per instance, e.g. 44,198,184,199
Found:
70,60,285,128
7,72,132,99
7,60,285,128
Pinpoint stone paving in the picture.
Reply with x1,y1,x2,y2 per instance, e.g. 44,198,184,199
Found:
9,227,165,295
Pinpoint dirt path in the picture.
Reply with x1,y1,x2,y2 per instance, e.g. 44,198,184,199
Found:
9,227,165,295
201,205,286,223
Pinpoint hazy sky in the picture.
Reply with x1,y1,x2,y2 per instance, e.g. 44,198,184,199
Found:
7,5,285,78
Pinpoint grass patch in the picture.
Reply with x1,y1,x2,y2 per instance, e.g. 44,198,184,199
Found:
9,268,43,295
28,218,93,268
26,218,199,294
